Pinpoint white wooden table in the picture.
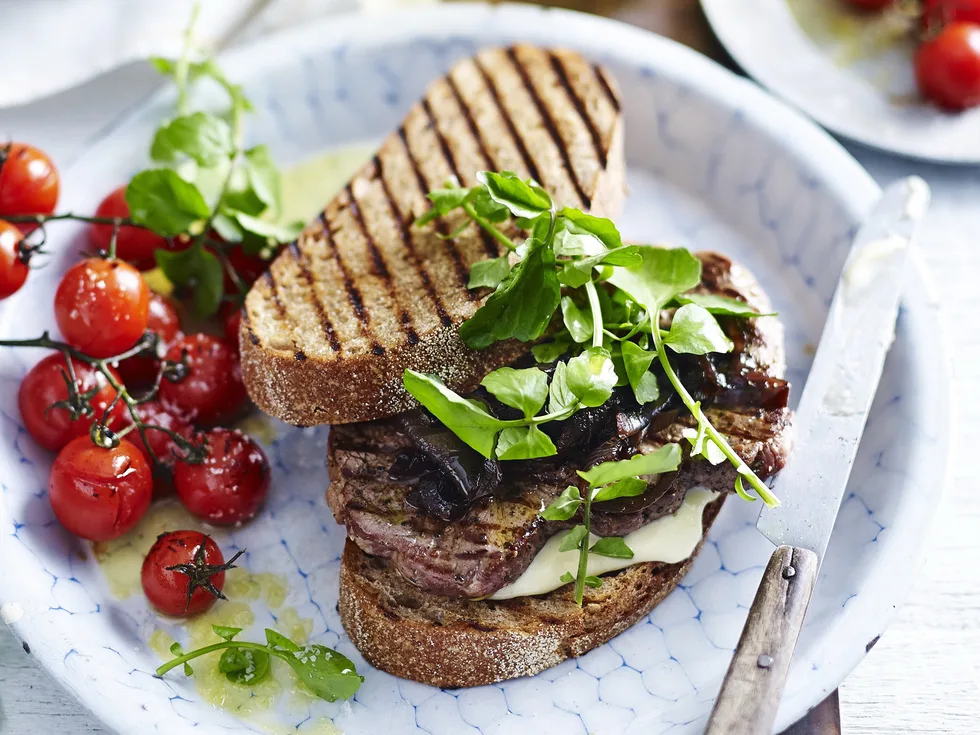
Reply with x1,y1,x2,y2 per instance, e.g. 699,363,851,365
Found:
1,36,979,735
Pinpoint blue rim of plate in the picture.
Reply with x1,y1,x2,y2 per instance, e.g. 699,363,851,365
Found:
0,4,951,733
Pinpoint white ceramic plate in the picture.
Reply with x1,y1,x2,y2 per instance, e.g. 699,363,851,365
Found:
700,0,980,163
0,4,949,734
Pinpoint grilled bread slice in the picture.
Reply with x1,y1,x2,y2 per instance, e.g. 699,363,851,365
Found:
241,45,626,426
338,495,725,688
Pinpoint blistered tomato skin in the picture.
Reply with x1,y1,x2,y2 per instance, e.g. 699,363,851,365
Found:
0,220,28,299
117,293,182,389
89,186,170,269
48,437,153,541
159,333,248,424
54,258,150,358
141,530,227,616
18,355,126,452
133,399,194,469
0,143,59,224
174,428,270,525
915,22,980,110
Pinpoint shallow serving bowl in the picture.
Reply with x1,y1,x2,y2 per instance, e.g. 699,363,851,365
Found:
0,4,948,734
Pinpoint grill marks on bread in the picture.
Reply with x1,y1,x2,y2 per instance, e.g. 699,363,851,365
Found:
242,45,625,426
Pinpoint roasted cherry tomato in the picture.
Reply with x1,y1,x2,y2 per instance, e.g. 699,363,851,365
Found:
89,186,170,269
54,257,150,358
0,219,27,299
921,0,980,33
159,333,248,424
221,304,242,354
19,355,125,452
117,293,182,389
222,246,275,293
915,22,980,110
133,399,194,469
141,530,237,616
174,428,270,525
49,437,152,541
0,143,59,225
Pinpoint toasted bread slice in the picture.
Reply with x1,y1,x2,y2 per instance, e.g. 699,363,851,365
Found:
338,495,725,688
241,45,626,426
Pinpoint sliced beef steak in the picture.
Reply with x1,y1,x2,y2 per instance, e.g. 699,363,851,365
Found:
327,251,792,598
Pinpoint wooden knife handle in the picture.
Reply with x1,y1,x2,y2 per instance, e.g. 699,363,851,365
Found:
706,545,819,735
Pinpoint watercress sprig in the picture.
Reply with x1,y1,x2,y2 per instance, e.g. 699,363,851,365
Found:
157,624,363,702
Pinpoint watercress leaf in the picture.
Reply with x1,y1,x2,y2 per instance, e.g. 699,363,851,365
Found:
458,239,561,349
664,304,734,355
281,644,363,702
169,642,184,657
222,164,267,216
219,648,271,685
620,340,659,405
155,243,224,316
553,227,603,258
151,112,234,166
547,361,578,414
232,211,303,244
584,575,603,588
559,571,575,584
242,145,281,214
561,296,593,344
468,256,511,289
477,171,552,218
481,367,549,418
565,346,617,408
126,169,211,236
149,57,175,75
558,246,642,288
592,477,648,503
559,524,589,553
495,425,558,460
541,485,583,521
675,292,775,318
471,187,509,222
403,370,504,458
560,207,623,250
590,536,634,559
265,629,300,652
416,185,474,226
532,338,570,364
211,625,242,641
578,443,683,487
211,212,244,243
607,245,702,313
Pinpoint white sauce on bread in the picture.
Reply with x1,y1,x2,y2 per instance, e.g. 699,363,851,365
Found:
490,487,718,600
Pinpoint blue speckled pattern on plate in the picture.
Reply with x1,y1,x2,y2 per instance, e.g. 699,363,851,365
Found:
0,5,950,734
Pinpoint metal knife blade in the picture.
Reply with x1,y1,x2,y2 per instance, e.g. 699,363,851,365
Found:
756,176,930,560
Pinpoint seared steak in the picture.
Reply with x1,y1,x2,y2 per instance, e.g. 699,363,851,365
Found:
327,252,792,598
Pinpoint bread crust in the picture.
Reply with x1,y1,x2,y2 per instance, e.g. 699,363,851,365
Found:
338,495,725,687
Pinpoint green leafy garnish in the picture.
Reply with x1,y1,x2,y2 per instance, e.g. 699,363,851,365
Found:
126,169,211,237
577,444,682,487
663,304,734,356
591,477,648,502
564,347,617,408
480,367,548,419
541,486,583,521
495,425,557,460
468,256,512,289
674,292,775,317
156,625,363,702
590,536,634,559
620,340,659,405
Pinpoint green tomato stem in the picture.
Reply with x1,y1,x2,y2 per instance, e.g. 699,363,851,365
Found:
155,641,271,677
174,1,202,115
461,202,516,252
650,327,779,507
584,280,603,349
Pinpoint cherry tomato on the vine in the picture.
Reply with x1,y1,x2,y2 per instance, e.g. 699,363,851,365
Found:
159,333,248,424
220,304,242,354
54,257,150,358
221,246,275,294
19,355,126,452
117,293,182,389
89,186,171,269
141,530,234,616
49,437,152,541
174,428,270,525
916,22,980,110
133,399,194,469
0,220,27,299
0,143,59,225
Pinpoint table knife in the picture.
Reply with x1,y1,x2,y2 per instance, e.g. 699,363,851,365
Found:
705,176,931,735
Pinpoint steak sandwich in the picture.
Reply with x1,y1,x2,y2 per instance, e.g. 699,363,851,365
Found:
241,46,792,688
